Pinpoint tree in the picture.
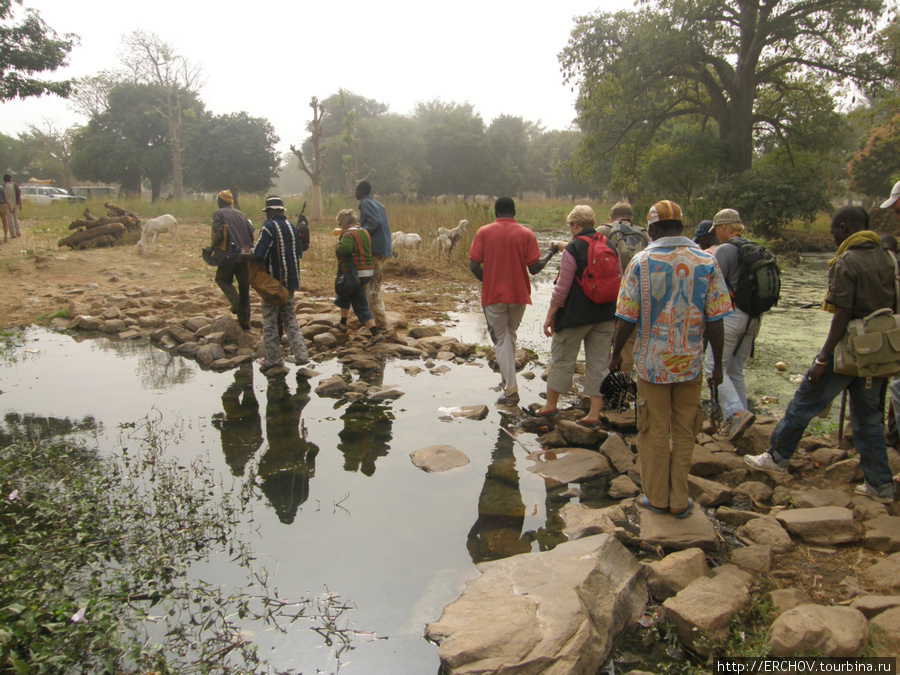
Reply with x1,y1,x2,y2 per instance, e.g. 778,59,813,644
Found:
19,122,76,188
357,113,427,197
183,111,280,203
484,115,533,198
0,132,26,177
414,100,488,198
560,0,892,178
70,83,179,198
0,0,76,101
291,97,326,221
120,31,204,200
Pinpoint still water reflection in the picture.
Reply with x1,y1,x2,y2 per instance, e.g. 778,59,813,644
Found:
0,252,832,672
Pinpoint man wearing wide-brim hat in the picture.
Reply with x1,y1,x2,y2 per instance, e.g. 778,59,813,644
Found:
243,195,309,376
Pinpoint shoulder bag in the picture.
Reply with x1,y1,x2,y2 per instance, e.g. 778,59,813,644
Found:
248,226,290,306
833,252,900,378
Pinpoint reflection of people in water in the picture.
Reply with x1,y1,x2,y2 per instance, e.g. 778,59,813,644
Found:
258,377,319,524
466,421,533,563
337,400,393,476
212,364,263,476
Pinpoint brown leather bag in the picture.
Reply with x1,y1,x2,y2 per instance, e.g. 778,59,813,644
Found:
248,259,289,305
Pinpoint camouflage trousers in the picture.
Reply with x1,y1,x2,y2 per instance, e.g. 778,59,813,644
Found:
261,294,309,366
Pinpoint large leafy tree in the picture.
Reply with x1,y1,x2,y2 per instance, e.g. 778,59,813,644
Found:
0,132,26,176
560,0,892,179
119,30,204,201
415,100,488,198
70,83,182,198
18,121,76,188
0,0,75,101
183,111,280,201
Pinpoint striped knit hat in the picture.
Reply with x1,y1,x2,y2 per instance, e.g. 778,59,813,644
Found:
647,200,682,224
217,189,233,204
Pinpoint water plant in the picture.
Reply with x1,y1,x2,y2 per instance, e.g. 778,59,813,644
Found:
0,415,357,673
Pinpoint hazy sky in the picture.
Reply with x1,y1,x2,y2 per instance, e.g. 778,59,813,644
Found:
4,0,635,153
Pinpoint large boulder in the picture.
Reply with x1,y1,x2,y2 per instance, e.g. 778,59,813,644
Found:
425,534,647,675
862,515,900,552
766,605,869,657
640,507,719,552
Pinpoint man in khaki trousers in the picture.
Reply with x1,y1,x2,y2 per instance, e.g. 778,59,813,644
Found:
609,200,730,518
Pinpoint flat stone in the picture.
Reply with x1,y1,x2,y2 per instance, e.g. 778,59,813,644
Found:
445,405,489,421
775,506,860,545
408,325,444,338
690,444,728,477
599,434,635,473
850,595,900,618
527,448,612,484
608,475,639,499
557,420,607,447
733,480,774,503
639,506,719,552
537,429,566,447
824,458,864,483
368,387,405,401
425,534,646,675
862,515,900,552
195,343,226,365
810,447,846,467
730,544,773,573
862,552,900,592
644,548,708,602
736,516,794,553
798,436,833,452
766,605,869,657
182,315,212,332
315,374,348,397
688,475,733,508
715,506,765,527
869,606,900,658
410,445,470,473
768,588,810,617
663,573,750,656
313,332,337,349
558,502,620,540
791,488,852,509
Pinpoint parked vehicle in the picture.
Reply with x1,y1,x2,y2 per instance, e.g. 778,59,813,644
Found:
20,186,85,205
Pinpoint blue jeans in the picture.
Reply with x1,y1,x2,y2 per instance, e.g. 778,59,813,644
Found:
334,275,373,324
769,354,893,495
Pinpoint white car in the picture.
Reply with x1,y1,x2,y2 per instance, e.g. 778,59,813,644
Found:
20,185,84,205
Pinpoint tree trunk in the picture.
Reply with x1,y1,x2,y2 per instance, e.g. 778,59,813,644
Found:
168,99,185,201
230,187,241,212
58,223,126,248
310,182,323,222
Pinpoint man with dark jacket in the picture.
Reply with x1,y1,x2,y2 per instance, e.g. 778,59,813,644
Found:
745,206,896,504
212,189,255,330
356,181,391,330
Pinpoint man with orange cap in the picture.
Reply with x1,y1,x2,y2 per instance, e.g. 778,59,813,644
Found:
212,189,255,329
609,200,731,519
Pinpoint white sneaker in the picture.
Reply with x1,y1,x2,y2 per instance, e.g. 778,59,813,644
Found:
728,410,756,443
743,452,786,473
854,484,894,504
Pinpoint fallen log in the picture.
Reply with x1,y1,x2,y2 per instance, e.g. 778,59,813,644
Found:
104,202,139,220
58,223,126,248
68,215,139,231
74,234,118,250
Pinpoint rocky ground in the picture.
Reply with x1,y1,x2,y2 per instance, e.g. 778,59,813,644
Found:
3,215,900,671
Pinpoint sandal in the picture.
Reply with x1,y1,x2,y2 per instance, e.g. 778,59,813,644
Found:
671,498,694,519
639,495,668,515
577,419,601,428
533,408,558,417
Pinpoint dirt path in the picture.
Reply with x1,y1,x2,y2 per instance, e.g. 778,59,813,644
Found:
0,216,477,331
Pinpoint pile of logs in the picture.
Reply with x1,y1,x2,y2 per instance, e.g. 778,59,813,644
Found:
58,202,143,250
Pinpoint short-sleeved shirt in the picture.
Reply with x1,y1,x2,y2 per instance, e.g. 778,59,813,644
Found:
469,218,541,306
827,241,896,320
251,215,303,293
616,236,732,383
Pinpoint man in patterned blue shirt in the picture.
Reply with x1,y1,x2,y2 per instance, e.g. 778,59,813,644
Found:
356,181,391,329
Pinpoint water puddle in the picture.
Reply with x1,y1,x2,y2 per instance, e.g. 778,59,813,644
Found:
0,251,833,672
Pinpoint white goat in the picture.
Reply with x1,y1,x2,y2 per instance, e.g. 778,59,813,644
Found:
434,219,469,256
432,233,453,256
392,232,422,254
136,214,179,254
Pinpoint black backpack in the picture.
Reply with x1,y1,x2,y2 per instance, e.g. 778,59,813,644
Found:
727,239,781,317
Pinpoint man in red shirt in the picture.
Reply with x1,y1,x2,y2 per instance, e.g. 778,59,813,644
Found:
469,197,555,404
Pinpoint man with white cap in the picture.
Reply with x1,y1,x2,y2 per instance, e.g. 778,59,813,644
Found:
882,180,900,216
708,208,760,442
609,200,731,519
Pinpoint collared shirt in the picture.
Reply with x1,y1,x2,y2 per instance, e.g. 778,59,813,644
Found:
827,241,896,320
251,215,303,292
469,218,541,306
616,236,732,383
358,195,392,258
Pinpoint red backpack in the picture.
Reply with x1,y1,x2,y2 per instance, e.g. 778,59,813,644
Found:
574,233,620,304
